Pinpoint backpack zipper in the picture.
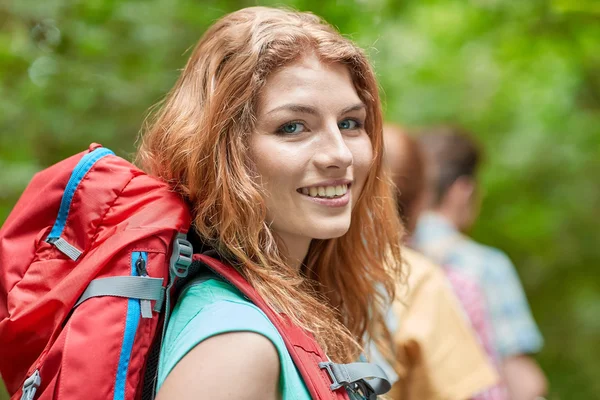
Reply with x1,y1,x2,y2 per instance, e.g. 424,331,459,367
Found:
46,147,115,261
135,253,153,319
20,370,41,400
113,251,146,400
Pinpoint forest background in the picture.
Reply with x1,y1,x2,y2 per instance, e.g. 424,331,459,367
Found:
1,0,599,399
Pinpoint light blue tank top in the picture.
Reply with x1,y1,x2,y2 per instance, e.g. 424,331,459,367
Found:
157,278,312,399
157,278,366,399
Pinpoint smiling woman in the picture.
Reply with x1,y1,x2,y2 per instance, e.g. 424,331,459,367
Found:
135,6,404,399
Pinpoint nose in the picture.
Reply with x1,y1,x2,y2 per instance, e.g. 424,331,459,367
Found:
313,125,353,170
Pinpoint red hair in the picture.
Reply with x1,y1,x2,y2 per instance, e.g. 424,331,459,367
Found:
136,6,403,363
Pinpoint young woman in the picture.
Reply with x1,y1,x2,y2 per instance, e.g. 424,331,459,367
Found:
135,6,403,399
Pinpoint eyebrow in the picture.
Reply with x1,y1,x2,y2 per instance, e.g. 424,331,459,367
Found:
267,104,318,116
340,103,367,115
266,102,366,116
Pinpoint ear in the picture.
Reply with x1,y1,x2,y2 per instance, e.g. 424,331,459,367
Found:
437,176,476,210
453,176,476,200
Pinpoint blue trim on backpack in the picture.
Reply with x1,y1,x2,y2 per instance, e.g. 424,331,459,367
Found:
47,147,115,241
114,251,146,400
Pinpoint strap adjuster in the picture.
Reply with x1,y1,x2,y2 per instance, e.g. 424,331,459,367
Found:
319,360,390,400
319,361,344,391
169,233,193,278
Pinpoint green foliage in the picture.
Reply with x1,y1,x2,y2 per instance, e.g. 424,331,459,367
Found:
1,0,598,399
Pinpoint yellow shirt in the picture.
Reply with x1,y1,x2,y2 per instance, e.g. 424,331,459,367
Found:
388,247,499,400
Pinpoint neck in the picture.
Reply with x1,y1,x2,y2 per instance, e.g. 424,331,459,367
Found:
275,231,312,270
430,206,461,231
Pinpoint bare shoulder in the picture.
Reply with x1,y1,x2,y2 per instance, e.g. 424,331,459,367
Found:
157,331,281,400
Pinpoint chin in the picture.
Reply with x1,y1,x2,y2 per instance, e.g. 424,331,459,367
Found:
310,223,351,240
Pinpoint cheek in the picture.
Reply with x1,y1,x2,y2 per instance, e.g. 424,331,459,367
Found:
250,136,281,186
249,136,303,208
351,135,374,182
254,150,301,189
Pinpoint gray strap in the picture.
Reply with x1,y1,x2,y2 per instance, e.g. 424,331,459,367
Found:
75,276,165,308
50,237,82,261
154,286,165,312
140,299,153,319
319,361,391,399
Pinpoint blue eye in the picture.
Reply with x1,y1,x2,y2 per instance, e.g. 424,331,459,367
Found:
277,122,306,135
338,119,360,130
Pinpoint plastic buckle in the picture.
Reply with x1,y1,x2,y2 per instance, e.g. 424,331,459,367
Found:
355,380,377,400
21,370,41,400
318,361,343,391
169,234,193,278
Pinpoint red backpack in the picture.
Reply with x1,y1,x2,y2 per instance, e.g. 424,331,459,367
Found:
0,144,390,400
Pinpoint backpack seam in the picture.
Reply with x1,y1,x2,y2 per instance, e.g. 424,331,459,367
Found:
57,312,75,399
88,170,138,250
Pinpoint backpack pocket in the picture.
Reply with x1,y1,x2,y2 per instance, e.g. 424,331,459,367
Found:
32,248,167,400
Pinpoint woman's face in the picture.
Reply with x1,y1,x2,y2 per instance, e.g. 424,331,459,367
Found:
250,54,373,253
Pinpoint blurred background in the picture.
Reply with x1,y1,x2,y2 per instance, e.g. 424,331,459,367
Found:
1,0,598,398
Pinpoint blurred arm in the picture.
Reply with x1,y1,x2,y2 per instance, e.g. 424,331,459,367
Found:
480,251,547,399
502,355,547,400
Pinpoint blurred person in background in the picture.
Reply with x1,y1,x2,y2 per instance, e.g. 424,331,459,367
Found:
380,123,505,400
413,126,547,400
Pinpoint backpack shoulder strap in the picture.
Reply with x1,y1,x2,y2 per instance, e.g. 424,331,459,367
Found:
192,254,391,400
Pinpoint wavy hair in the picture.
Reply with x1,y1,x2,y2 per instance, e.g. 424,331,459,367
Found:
136,6,403,363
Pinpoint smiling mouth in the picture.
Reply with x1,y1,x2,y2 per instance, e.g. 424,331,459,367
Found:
297,183,350,199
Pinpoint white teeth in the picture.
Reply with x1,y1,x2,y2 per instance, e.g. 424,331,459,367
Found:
301,184,349,198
